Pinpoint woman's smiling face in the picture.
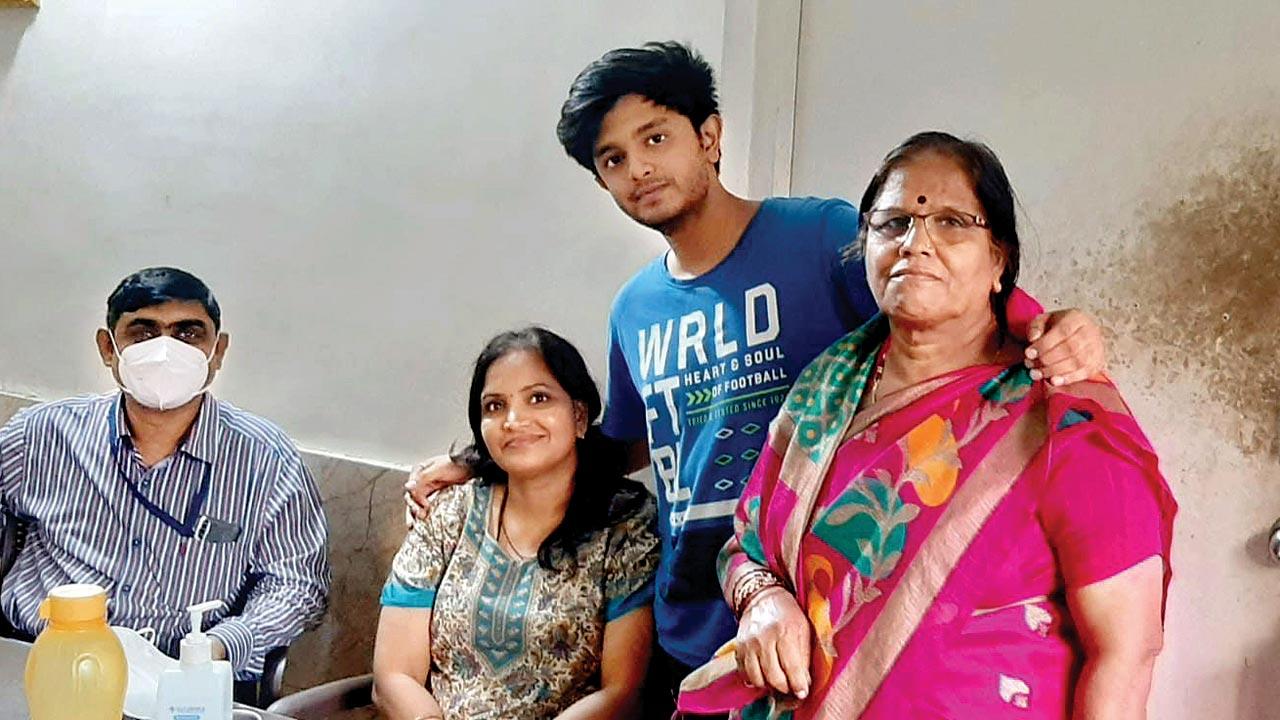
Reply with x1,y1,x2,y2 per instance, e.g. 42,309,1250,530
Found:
479,349,586,480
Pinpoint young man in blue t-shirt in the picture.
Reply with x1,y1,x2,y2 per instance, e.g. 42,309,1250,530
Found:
409,41,1104,715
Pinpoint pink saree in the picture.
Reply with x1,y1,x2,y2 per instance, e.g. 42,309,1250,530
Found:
678,297,1176,719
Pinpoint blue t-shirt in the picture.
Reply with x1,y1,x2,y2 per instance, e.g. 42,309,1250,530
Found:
601,196,877,666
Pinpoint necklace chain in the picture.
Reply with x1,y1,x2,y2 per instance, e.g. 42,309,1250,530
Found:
500,520,531,562
869,345,889,406
496,489,532,562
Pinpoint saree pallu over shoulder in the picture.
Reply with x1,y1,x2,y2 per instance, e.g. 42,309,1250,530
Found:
683,319,1174,720
764,317,890,582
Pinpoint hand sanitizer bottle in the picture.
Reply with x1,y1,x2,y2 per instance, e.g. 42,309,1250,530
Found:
154,600,233,720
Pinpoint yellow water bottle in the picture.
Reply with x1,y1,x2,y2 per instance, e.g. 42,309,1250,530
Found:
24,583,127,720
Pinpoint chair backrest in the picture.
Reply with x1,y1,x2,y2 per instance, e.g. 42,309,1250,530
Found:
233,645,290,709
0,507,28,588
0,507,30,638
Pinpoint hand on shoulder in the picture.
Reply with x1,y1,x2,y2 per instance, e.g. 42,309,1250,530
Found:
403,454,471,525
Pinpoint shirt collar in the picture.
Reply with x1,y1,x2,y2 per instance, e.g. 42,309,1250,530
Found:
182,395,220,464
112,392,221,464
111,393,130,442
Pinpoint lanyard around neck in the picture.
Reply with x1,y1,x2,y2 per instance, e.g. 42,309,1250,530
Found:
108,408,212,539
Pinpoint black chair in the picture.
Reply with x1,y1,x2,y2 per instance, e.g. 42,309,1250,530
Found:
0,506,30,638
236,645,291,708
0,506,288,708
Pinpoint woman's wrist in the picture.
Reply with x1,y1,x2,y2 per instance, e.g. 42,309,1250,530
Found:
731,568,785,618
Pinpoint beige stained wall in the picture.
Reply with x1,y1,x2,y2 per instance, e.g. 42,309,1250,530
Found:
790,1,1279,717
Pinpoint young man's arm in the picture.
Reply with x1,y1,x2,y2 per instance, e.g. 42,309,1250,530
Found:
1004,289,1107,384
403,454,471,522
1024,310,1107,385
600,316,650,471
623,439,650,474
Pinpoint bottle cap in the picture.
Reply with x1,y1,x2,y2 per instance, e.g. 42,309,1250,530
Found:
38,583,108,625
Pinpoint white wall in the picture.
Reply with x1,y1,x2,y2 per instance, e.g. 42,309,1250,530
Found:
8,3,1277,711
0,1,728,466
790,2,1280,718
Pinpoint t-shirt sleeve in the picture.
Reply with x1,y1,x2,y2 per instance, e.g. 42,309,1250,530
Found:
603,495,661,622
600,316,648,442
1039,436,1166,589
380,483,471,609
820,198,878,329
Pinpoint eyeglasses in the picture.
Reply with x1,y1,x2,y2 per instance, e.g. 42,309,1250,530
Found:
865,208,988,244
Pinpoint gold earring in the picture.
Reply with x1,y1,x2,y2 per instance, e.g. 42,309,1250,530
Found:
993,280,1003,293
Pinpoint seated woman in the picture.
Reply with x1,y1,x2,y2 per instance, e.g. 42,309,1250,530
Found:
679,132,1176,719
373,327,659,720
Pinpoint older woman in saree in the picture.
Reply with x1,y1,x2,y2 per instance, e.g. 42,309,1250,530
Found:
678,131,1176,720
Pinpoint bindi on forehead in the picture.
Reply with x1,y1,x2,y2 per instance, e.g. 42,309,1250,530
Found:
917,195,928,205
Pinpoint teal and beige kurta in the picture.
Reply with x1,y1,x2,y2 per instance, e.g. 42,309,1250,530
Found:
382,481,659,719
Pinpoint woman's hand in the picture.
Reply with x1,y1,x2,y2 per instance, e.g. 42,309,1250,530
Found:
735,586,812,699
403,454,470,524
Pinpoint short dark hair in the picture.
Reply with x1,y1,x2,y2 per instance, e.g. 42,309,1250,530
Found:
452,326,649,570
557,41,719,173
106,267,222,332
854,131,1022,338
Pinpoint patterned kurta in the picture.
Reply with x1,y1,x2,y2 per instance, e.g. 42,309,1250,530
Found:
381,480,660,719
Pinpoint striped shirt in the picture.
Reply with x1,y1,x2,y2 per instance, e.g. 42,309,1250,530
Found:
0,393,330,679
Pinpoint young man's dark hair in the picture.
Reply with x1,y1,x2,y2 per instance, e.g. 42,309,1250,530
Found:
106,266,221,331
556,41,719,174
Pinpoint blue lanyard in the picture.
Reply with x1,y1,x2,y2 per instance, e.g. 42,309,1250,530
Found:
108,408,212,539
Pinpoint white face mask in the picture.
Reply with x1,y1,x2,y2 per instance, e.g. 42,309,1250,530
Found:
111,334,214,411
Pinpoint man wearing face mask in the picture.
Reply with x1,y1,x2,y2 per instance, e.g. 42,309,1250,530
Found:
0,267,330,686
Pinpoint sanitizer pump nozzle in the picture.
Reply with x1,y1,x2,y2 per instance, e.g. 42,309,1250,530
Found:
156,598,233,720
179,600,222,666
